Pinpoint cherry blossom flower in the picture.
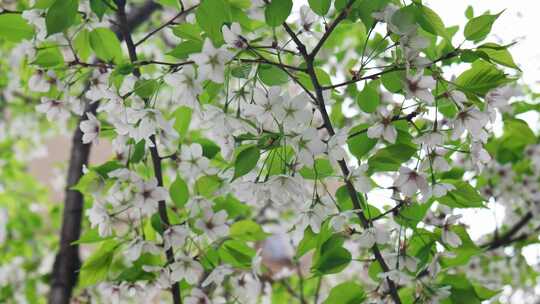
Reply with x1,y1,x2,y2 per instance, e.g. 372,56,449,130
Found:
195,209,229,240
394,166,429,197
451,107,489,142
28,70,51,92
170,256,204,284
441,215,462,248
356,225,390,248
202,264,234,287
367,106,397,143
178,143,211,179
86,200,112,237
80,113,101,144
272,92,312,130
133,178,168,216
189,38,233,83
163,65,202,108
184,288,211,304
36,97,70,122
291,128,325,167
327,127,349,166
348,164,372,193
222,23,247,49
163,225,189,250
124,237,161,262
404,71,436,104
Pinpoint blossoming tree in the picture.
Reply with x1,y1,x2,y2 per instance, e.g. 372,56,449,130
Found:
0,0,539,303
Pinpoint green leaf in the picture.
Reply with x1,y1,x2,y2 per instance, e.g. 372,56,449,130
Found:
213,194,251,218
195,175,222,197
380,70,404,93
414,4,450,41
231,63,253,79
465,6,474,19
323,281,366,304
265,0,293,27
173,106,192,139
73,29,91,60
134,79,159,98
33,45,64,68
0,14,34,42
477,43,520,70
500,118,536,150
464,11,502,42
89,27,123,63
170,176,189,208
356,81,380,113
354,0,390,29
229,220,268,241
167,40,203,59
258,64,288,85
79,240,118,287
129,140,146,163
438,180,485,208
73,228,113,244
368,143,417,172
195,0,232,44
439,274,484,303
347,124,377,160
308,0,330,16
233,145,260,180
46,0,79,36
219,240,255,268
90,0,108,20
312,234,352,275
299,158,334,180
455,60,511,95
172,23,203,41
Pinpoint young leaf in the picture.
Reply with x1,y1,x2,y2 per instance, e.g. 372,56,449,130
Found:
347,124,377,160
258,64,288,85
233,145,260,180
265,0,293,27
89,27,123,63
170,176,189,208
323,281,366,304
45,0,79,36
476,43,520,70
308,0,331,16
195,0,232,44
455,60,511,95
414,4,450,41
368,143,417,172
464,11,503,42
0,14,34,42
356,81,380,113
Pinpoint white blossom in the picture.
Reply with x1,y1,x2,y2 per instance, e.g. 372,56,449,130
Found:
195,209,229,240
80,113,101,144
189,38,233,83
367,106,397,143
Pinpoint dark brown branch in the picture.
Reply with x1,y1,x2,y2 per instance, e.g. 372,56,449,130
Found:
116,0,182,303
308,0,356,60
322,49,461,90
134,4,198,47
48,102,98,304
285,7,402,303
482,212,533,250
49,2,161,304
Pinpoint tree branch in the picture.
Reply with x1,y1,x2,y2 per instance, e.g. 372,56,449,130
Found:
285,7,402,303
308,0,356,60
116,0,182,303
48,2,161,304
482,211,533,250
